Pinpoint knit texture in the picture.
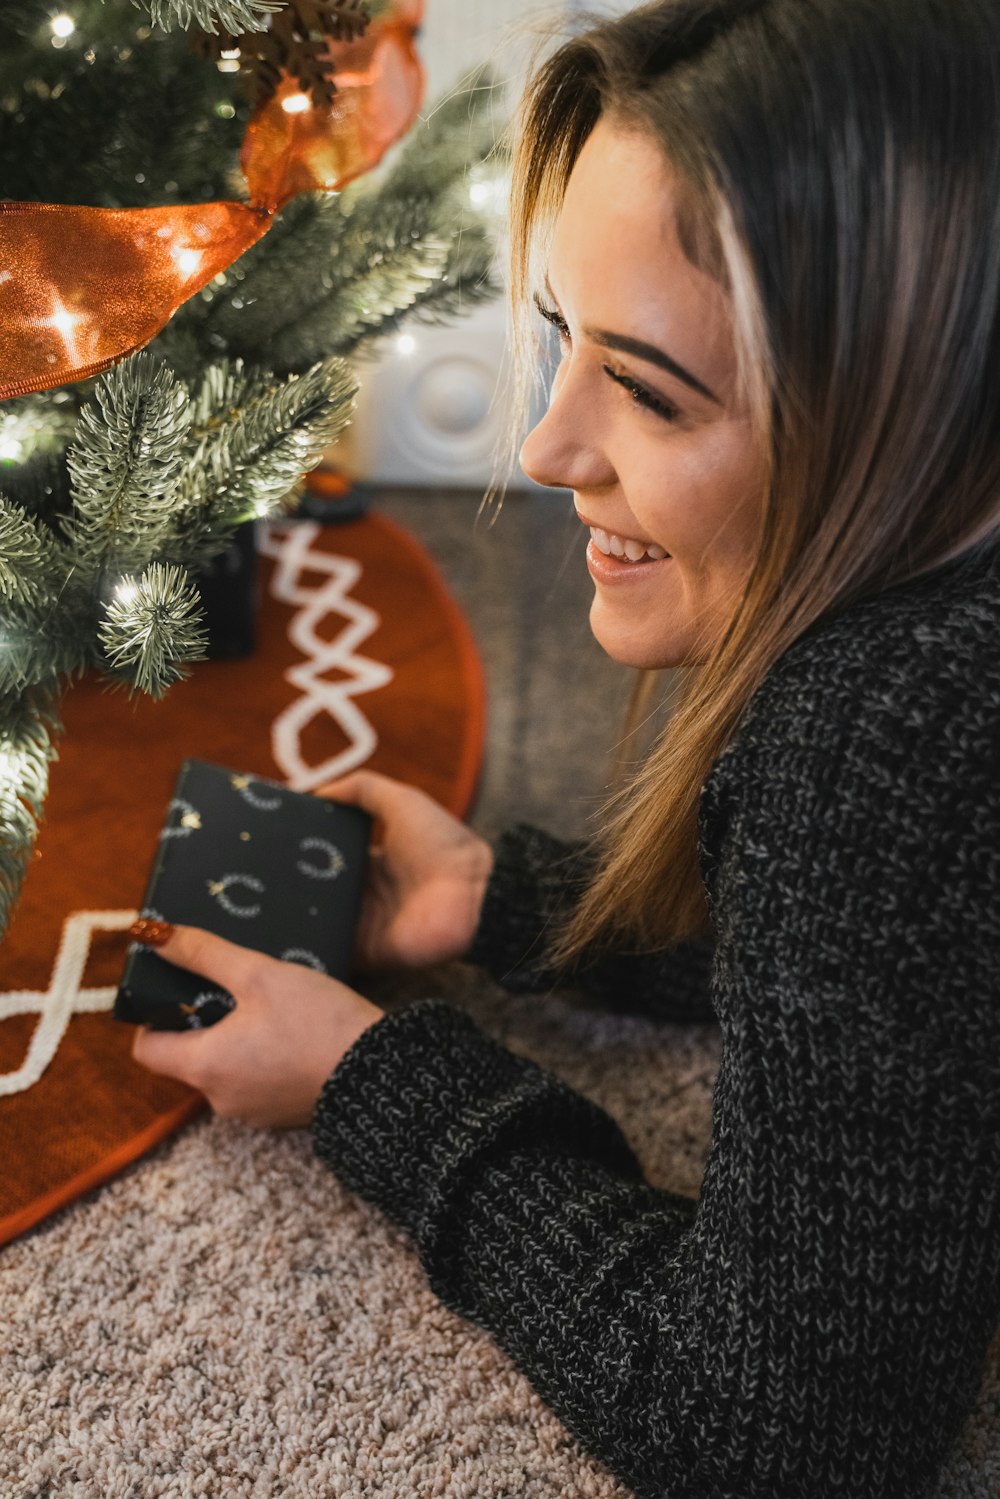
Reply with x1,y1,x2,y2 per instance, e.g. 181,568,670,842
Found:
313,539,1000,1499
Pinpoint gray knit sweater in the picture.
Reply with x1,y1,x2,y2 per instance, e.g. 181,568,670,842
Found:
312,539,1000,1499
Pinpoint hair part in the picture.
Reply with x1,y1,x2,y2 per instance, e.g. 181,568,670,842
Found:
504,0,1000,965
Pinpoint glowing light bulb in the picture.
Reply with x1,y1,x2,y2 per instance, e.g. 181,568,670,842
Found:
469,182,490,206
0,438,23,461
114,580,139,607
281,93,311,115
396,334,417,357
50,14,75,38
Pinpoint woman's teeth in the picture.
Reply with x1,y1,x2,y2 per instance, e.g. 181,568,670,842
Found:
589,527,669,563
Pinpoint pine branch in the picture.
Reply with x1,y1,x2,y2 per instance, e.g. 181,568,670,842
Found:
329,218,499,359
372,68,505,205
0,611,89,696
0,683,61,942
0,499,68,610
98,562,209,698
267,199,454,367
166,356,357,559
62,354,193,582
0,396,77,471
169,76,504,373
135,0,283,32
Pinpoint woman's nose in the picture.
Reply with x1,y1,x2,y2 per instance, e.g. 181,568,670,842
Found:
519,366,616,492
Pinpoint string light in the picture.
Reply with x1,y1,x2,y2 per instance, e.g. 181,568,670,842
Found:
50,14,75,39
396,333,416,356
114,580,140,607
40,297,86,362
171,245,204,279
282,93,312,115
217,48,241,74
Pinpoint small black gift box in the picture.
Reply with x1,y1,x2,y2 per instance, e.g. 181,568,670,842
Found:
115,758,371,1031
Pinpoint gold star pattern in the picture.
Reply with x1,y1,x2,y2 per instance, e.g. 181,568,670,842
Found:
207,880,225,896
180,811,202,830
240,831,251,842
230,775,251,791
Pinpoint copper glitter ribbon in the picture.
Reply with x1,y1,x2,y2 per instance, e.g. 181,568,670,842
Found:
0,0,424,403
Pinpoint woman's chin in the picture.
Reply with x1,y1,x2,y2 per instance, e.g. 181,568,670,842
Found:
588,603,688,671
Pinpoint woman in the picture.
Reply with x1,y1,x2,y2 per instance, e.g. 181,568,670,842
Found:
129,1,1000,1494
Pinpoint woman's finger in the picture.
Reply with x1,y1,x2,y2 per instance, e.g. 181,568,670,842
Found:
128,920,269,993
132,1023,207,1087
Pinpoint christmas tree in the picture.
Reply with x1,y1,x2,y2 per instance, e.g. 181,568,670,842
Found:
0,0,501,940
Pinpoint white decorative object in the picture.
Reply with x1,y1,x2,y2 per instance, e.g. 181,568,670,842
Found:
349,302,517,487
0,910,137,1097
258,522,393,790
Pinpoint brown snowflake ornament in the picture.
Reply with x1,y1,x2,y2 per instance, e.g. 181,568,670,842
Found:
194,0,372,110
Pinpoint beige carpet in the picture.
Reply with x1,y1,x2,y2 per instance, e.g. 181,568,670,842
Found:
3,489,999,1499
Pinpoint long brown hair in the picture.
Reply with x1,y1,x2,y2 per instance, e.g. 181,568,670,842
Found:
506,0,1000,963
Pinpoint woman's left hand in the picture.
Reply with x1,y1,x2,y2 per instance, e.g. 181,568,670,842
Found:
130,924,384,1129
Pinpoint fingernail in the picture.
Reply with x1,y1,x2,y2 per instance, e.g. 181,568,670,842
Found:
128,918,175,947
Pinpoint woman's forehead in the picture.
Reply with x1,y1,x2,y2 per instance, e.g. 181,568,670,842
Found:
549,120,737,396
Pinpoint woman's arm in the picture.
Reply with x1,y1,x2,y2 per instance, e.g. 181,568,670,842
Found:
468,822,718,1022
312,639,1000,1499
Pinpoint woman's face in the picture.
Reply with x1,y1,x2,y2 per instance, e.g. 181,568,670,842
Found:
519,117,764,669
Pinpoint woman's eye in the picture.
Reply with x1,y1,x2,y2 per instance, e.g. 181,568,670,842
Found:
533,295,571,344
602,363,679,423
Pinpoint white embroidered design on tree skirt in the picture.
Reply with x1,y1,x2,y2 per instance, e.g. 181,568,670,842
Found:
258,522,393,791
0,910,138,1096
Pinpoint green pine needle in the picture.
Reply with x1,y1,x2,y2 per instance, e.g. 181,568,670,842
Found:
0,499,65,610
168,356,358,559
98,562,209,699
64,353,193,580
0,685,61,940
135,0,283,32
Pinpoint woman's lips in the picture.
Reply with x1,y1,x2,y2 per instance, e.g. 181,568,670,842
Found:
587,525,669,563
575,511,672,583
585,538,674,584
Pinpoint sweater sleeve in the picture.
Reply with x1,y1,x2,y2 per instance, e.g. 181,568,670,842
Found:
313,616,1000,1499
466,822,718,1023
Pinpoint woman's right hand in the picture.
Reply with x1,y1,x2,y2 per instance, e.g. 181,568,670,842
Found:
316,770,494,973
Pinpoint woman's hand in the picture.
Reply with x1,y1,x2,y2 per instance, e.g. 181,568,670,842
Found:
317,770,494,972
131,923,384,1129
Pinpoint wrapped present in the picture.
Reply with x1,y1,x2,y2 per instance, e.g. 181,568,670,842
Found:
115,758,371,1031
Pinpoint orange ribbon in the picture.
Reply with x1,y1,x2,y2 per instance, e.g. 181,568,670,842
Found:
0,0,424,403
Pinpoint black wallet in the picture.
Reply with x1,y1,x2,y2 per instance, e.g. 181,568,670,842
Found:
114,757,371,1030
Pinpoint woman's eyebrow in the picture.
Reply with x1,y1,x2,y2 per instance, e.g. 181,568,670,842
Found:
541,277,722,405
585,327,722,405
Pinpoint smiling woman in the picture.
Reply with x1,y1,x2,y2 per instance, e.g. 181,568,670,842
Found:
520,120,763,672
129,4,1000,1497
